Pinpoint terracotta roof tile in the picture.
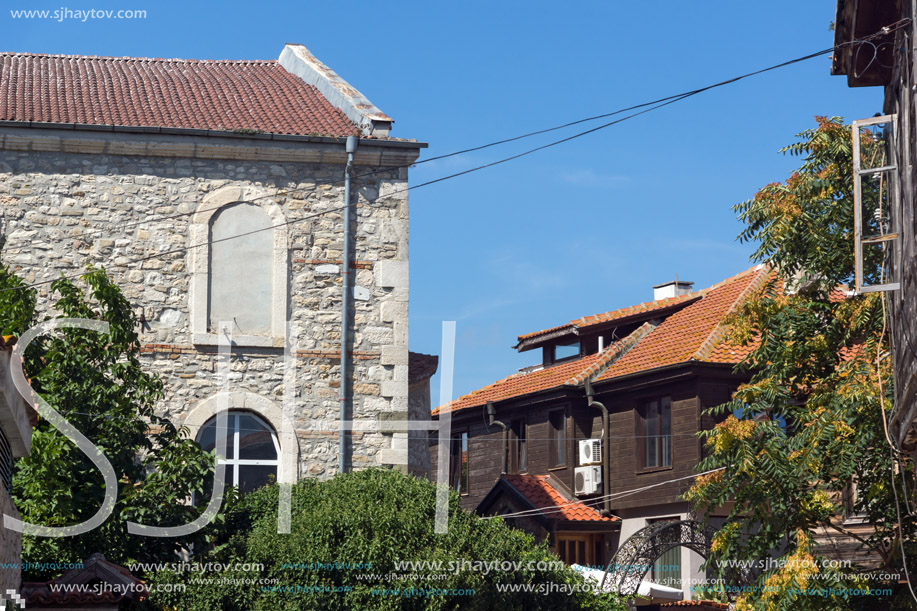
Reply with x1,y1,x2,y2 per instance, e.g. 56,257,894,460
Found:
516,292,702,345
438,266,776,415
0,52,358,136
503,474,614,522
435,324,652,414
595,266,772,382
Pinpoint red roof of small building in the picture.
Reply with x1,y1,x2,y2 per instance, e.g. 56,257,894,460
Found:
438,265,774,415
0,52,358,136
503,474,615,522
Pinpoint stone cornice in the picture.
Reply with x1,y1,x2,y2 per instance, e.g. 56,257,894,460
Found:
0,126,422,165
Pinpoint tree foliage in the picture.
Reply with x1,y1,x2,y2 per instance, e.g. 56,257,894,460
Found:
1,263,215,580
686,118,916,610
144,469,626,611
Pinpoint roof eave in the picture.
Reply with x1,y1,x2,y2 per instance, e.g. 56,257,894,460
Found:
830,0,898,87
0,120,428,148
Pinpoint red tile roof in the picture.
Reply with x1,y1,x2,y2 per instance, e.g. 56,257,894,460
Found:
435,322,654,414
0,52,358,136
595,266,772,381
503,474,615,522
438,266,774,414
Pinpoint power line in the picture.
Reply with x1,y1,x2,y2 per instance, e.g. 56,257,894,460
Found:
9,20,905,258
0,20,909,295
479,467,726,521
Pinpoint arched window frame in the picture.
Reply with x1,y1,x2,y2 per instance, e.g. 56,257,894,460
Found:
189,186,289,347
196,411,280,492
183,392,300,486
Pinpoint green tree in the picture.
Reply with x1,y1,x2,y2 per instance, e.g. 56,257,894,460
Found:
145,468,626,611
2,264,215,580
686,117,915,610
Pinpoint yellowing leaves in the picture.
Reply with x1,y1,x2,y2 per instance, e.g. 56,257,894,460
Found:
709,416,758,455
684,470,723,503
759,530,820,607
711,521,740,554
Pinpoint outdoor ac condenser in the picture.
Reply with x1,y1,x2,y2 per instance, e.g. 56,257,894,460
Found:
578,439,602,465
574,465,602,496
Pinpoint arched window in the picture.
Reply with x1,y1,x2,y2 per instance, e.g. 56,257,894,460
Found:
196,411,280,494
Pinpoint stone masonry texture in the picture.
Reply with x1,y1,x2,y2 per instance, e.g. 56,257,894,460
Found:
0,132,419,480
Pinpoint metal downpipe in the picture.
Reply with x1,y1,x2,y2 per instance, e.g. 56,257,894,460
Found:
339,135,358,474
486,401,508,475
585,380,611,515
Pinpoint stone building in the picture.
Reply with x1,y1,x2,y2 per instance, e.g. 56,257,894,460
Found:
0,44,429,492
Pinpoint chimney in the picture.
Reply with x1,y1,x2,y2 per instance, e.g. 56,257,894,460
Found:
653,279,694,300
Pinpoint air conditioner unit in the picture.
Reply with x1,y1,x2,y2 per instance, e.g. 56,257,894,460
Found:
574,466,602,496
579,439,602,465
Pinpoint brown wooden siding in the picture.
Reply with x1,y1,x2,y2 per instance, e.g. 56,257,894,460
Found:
432,367,748,514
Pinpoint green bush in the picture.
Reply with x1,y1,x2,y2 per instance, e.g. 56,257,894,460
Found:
145,469,624,610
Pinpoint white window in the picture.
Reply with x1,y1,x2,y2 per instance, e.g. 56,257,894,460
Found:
196,411,280,494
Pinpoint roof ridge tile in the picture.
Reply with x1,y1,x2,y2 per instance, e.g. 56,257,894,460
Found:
691,265,773,361
566,320,657,386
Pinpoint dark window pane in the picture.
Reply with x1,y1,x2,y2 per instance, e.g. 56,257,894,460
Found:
646,435,658,468
660,398,671,467
195,463,233,507
554,342,580,360
660,398,671,435
237,414,277,460
550,411,566,467
519,423,527,472
450,435,463,493
238,464,276,494
197,415,235,459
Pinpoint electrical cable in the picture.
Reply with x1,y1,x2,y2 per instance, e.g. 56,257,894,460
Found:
479,467,725,521
0,20,910,266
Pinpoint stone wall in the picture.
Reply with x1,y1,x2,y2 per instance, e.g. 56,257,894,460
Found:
0,129,420,477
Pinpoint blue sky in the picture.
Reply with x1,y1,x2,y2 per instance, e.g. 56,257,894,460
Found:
4,1,883,403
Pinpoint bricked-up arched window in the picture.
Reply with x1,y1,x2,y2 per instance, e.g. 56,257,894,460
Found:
208,203,273,336
189,186,289,347
196,411,280,494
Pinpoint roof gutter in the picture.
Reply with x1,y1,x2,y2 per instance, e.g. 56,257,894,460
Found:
0,120,427,148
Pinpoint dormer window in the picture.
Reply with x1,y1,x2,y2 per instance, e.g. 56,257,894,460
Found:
545,340,580,364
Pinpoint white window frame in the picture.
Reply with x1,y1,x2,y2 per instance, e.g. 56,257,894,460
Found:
197,411,281,491
853,114,900,293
